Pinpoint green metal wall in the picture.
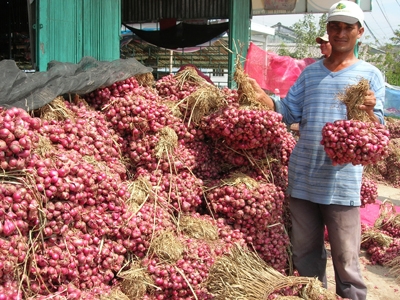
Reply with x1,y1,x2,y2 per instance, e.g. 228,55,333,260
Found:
228,0,251,88
36,0,121,71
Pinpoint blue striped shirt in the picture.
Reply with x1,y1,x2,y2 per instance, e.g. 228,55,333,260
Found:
274,60,385,206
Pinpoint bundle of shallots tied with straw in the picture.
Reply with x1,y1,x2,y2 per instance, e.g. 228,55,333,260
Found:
135,72,155,87
361,200,400,267
154,126,179,160
385,256,400,283
200,55,288,152
173,66,228,125
121,226,241,299
178,214,219,241
361,227,393,249
126,176,153,212
205,243,339,300
180,84,227,126
320,78,390,166
147,230,186,263
234,56,265,108
175,66,210,87
364,138,400,188
38,96,77,121
118,230,186,299
374,199,398,232
201,105,287,151
118,260,156,299
234,62,256,106
360,176,378,207
100,288,131,300
205,172,289,272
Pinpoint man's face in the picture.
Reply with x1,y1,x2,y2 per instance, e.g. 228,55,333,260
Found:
327,21,364,53
320,41,332,58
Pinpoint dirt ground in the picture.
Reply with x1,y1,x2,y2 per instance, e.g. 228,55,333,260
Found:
325,246,399,300
325,184,400,300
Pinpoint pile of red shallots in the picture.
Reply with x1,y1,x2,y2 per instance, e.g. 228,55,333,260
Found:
0,69,386,299
360,177,378,207
361,201,400,274
384,117,400,139
321,78,390,166
0,70,299,300
205,175,289,273
364,134,400,188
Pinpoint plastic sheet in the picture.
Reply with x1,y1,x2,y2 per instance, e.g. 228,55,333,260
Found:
0,56,152,111
384,83,400,118
244,42,315,98
361,200,400,227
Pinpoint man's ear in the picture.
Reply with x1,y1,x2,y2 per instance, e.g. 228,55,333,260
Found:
358,26,365,39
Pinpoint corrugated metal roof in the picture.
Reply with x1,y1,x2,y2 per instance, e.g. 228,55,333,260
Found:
121,0,230,23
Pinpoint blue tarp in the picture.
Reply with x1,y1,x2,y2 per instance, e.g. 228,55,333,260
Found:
384,83,400,118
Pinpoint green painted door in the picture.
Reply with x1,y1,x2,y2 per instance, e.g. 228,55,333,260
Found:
36,0,81,71
36,0,120,71
82,0,121,62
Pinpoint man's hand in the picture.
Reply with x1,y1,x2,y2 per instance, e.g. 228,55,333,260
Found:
245,78,275,110
359,89,378,122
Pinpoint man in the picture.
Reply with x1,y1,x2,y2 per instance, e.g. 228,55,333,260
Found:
247,1,385,299
290,34,331,136
316,33,332,58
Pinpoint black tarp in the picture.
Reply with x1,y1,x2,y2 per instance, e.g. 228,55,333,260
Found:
0,56,152,111
123,22,229,49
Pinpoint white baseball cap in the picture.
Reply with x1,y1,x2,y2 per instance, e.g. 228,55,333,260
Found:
327,1,364,26
316,34,329,44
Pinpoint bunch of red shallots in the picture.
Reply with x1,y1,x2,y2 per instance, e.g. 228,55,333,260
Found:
321,78,390,166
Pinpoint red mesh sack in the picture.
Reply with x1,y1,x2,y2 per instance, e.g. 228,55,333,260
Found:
244,42,315,98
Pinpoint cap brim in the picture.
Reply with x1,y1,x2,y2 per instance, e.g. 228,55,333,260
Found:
327,15,361,25
316,37,328,44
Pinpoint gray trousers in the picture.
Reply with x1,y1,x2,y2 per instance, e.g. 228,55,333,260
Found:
289,196,367,300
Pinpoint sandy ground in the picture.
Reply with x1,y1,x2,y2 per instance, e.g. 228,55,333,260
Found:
326,247,399,300
325,184,400,300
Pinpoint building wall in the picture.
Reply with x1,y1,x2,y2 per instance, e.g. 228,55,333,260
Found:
36,0,121,71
